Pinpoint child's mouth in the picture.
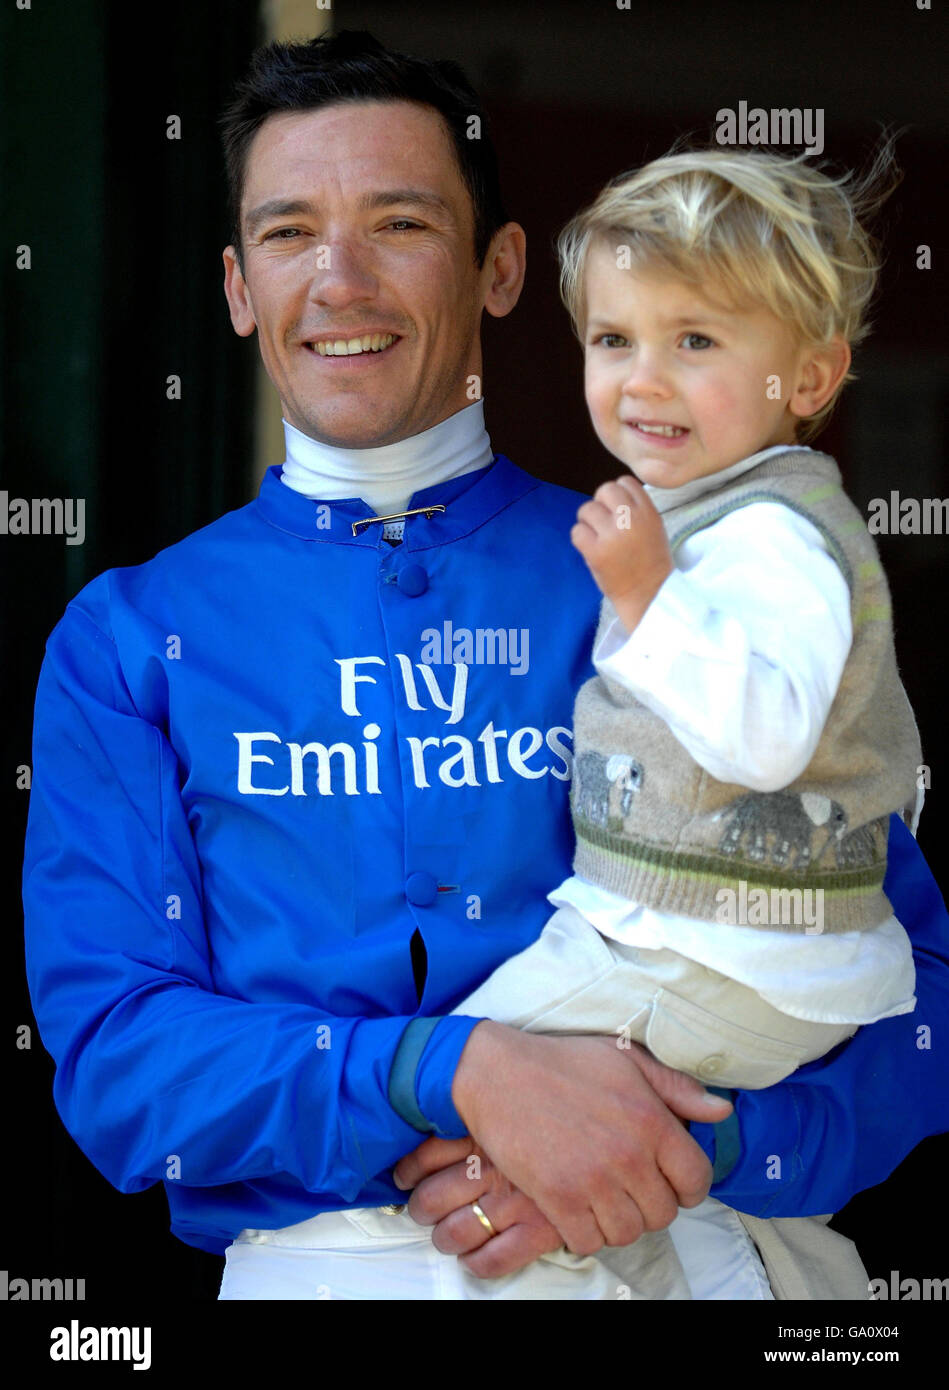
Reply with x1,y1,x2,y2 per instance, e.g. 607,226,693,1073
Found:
627,421,690,446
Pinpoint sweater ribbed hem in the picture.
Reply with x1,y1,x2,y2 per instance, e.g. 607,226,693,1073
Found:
573,829,891,934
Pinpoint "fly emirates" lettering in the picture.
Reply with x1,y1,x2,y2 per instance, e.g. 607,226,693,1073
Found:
234,654,572,795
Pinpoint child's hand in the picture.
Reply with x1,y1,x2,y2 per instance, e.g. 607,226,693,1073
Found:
571,473,673,634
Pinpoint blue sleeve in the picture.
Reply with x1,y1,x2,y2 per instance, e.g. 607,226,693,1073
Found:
690,813,949,1215
388,1015,481,1136
21,605,445,1203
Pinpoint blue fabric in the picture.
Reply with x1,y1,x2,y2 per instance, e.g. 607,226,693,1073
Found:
22,455,949,1256
696,1086,741,1183
389,1015,446,1132
414,1016,487,1137
22,457,599,1255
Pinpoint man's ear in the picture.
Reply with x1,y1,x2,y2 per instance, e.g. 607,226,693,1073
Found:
222,245,257,338
788,334,851,421
481,222,527,320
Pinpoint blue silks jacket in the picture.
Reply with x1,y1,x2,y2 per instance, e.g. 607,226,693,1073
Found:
22,456,949,1256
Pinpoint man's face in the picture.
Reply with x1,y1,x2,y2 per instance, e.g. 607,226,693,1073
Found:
581,241,812,489
223,100,497,448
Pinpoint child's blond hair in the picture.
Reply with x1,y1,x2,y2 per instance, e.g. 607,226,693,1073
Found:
556,139,901,440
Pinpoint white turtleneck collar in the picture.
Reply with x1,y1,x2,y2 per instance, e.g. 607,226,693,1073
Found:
279,399,495,518
644,443,814,515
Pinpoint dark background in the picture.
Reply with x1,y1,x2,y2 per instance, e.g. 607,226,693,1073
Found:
2,0,946,1304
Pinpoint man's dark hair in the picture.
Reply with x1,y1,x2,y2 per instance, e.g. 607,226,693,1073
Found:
219,29,510,273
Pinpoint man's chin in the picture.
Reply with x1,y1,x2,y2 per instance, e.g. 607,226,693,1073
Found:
285,410,411,451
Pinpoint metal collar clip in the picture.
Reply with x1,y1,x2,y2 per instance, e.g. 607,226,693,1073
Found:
351,504,447,537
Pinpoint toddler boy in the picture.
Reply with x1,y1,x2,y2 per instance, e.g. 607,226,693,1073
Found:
454,145,923,1298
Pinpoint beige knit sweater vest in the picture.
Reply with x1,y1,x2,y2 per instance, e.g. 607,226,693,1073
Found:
571,449,922,932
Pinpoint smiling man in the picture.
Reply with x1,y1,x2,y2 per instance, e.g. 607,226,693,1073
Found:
225,102,491,451
22,29,949,1301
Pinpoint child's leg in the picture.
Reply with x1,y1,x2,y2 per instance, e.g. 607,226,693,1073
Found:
453,903,855,1090
451,900,655,1042
451,902,692,1298
626,951,858,1090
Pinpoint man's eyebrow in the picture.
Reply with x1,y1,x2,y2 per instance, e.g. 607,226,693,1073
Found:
244,189,453,236
244,199,317,236
358,188,454,217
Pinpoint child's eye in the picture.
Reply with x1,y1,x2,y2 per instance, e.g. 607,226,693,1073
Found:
682,332,714,349
592,333,628,348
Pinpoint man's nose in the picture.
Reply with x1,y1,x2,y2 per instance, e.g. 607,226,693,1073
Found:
308,237,378,305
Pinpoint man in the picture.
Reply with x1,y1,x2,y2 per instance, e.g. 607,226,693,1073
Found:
22,30,949,1300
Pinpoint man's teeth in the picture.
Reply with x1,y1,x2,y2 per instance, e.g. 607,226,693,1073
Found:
637,423,686,436
314,333,397,356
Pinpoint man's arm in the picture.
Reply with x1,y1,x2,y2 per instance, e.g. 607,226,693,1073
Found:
22,602,480,1200
395,815,947,1273
24,597,729,1233
691,812,949,1215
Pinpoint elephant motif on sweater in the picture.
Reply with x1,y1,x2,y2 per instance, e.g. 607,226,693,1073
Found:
573,752,643,829
717,791,849,869
834,816,887,868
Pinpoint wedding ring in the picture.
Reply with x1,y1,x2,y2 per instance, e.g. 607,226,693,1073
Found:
470,1201,497,1237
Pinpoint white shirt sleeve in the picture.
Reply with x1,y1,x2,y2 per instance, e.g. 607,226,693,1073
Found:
594,501,853,791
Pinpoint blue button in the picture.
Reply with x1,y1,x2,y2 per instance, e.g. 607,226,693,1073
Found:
405,872,438,906
397,565,429,596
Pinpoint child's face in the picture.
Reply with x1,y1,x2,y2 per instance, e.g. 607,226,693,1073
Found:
580,241,812,489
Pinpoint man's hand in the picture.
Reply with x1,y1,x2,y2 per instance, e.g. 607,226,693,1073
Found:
401,1023,732,1260
571,474,672,634
394,1137,567,1279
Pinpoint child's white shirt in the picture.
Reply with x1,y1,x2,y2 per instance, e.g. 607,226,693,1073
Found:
551,445,919,1026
